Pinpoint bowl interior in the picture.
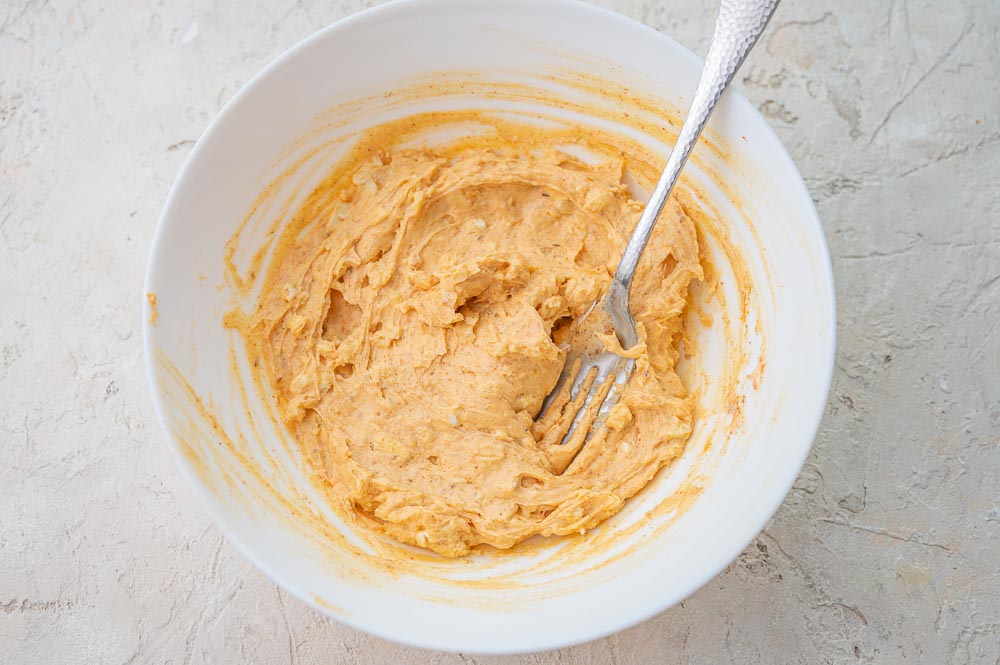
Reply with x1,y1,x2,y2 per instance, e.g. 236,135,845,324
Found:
145,0,834,653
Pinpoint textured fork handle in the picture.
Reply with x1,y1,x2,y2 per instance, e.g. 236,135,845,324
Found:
608,0,780,316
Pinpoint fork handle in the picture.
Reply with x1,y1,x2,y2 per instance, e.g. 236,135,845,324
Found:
607,0,780,318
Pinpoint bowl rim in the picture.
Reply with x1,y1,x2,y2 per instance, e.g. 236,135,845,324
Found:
144,0,836,653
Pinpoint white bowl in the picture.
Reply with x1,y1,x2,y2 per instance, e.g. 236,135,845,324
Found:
144,0,835,654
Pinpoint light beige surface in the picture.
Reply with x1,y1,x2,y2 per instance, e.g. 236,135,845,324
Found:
2,0,999,663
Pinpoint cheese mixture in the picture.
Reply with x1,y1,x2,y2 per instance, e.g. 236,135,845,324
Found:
239,117,702,557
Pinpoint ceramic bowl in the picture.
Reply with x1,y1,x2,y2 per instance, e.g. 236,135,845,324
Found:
144,0,835,653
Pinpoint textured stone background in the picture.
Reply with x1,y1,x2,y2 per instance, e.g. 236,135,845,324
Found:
2,0,998,662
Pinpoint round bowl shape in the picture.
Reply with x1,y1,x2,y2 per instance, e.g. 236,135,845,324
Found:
145,0,835,654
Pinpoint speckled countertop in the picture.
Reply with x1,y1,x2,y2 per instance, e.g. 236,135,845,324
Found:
2,0,998,662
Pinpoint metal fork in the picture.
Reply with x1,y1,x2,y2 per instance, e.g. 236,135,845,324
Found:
536,0,780,450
